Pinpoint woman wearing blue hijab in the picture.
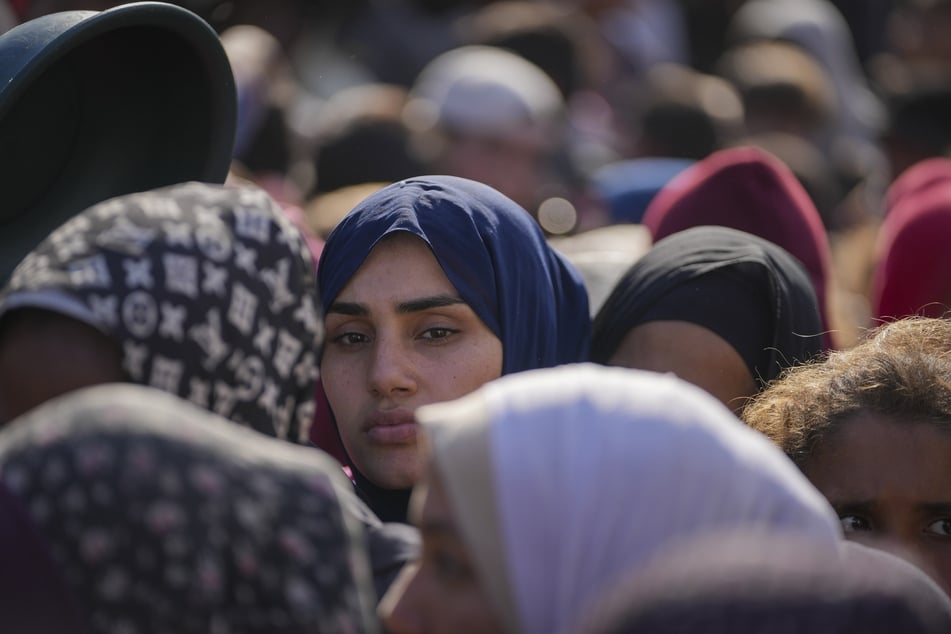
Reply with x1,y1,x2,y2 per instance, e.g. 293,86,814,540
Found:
317,175,591,522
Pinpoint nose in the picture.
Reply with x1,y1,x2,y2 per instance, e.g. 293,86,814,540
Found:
379,562,424,634
368,335,418,398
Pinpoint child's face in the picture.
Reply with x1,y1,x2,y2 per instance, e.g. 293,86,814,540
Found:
803,411,951,595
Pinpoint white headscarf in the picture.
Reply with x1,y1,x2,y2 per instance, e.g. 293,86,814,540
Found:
416,364,842,634
404,45,564,147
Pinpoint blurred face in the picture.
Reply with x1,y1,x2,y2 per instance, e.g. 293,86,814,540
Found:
380,464,504,633
0,309,125,425
803,412,951,595
439,131,545,212
608,320,758,412
321,234,503,489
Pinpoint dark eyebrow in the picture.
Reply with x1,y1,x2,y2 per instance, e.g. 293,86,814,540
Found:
919,502,951,517
326,301,368,316
397,295,466,314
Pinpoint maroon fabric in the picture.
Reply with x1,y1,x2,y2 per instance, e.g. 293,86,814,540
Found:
872,165,951,321
280,202,325,269
9,0,30,20
642,146,835,350
885,157,951,215
309,379,349,466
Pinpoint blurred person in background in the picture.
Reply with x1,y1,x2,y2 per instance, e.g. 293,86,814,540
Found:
615,62,744,162
304,82,425,205
402,45,570,226
716,40,839,149
642,145,839,349
592,226,824,413
871,158,951,321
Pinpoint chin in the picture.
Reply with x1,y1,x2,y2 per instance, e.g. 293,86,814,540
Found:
363,448,423,490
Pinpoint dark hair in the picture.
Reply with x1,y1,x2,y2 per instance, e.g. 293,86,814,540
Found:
457,1,606,99
743,316,951,467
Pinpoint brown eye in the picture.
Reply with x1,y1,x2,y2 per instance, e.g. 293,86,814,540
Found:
839,514,872,532
926,519,951,537
420,328,458,341
333,332,370,346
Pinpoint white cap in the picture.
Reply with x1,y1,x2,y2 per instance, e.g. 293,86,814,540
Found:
404,45,564,145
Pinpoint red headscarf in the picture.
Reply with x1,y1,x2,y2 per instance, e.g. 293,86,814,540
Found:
642,146,835,349
884,156,951,214
873,160,951,321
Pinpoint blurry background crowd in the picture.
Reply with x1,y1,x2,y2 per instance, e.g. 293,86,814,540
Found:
7,0,951,350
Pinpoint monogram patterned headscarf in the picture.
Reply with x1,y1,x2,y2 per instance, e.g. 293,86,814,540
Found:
0,383,379,633
0,182,322,442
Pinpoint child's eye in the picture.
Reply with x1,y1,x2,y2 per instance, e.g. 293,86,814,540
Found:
925,519,951,537
839,514,873,532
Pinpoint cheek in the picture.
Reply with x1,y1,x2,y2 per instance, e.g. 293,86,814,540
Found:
320,359,361,422
922,548,951,596
439,582,505,633
440,337,503,396
382,564,502,634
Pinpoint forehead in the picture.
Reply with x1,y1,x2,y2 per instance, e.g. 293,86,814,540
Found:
805,412,951,500
612,320,737,359
610,320,751,379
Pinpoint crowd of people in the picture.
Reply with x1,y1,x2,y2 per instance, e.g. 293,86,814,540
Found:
4,0,951,632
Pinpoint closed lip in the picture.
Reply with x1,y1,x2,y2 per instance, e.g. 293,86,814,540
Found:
365,409,418,445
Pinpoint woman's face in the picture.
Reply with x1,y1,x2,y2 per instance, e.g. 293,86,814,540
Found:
379,464,504,633
321,234,503,489
803,412,951,595
608,320,758,413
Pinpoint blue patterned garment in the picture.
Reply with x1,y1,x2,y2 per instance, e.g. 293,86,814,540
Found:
0,182,322,442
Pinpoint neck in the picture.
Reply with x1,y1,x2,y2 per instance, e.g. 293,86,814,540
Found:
352,469,413,524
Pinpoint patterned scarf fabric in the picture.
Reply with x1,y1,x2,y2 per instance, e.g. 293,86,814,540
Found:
0,383,379,633
1,182,322,442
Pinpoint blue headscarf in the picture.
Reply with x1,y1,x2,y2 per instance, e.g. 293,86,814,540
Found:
592,158,694,225
318,175,591,373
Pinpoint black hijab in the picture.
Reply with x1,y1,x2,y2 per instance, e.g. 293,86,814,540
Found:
592,226,823,387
